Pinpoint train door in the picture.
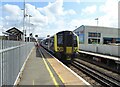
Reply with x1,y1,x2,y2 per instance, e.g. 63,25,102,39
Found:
63,31,73,54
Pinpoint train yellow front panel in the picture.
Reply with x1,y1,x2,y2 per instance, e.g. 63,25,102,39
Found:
54,35,57,52
66,47,72,54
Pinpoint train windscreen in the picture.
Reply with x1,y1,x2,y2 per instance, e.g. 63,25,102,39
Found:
73,35,77,47
66,34,73,46
57,33,63,46
65,32,73,46
57,31,77,47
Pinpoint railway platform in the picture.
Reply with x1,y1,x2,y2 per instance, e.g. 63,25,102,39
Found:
16,46,90,86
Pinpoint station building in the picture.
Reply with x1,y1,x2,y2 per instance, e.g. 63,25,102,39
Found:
5,27,23,41
73,25,120,57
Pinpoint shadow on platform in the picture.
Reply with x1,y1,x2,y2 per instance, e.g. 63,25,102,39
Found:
36,47,42,58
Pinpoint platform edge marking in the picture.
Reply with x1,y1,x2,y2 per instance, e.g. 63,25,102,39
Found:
39,49,59,87
42,57,59,87
44,49,91,86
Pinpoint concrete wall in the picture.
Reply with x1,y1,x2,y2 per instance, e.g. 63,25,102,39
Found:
80,44,120,57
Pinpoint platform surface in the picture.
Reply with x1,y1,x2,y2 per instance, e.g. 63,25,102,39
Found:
79,50,120,61
19,48,63,85
18,47,90,86
40,47,90,86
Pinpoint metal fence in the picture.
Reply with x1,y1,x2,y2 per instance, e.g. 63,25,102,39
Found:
0,40,34,86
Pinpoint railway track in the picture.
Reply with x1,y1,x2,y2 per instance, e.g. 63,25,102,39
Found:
70,58,120,87
39,47,120,86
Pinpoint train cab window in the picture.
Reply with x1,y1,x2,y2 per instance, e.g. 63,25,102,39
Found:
66,35,73,46
73,35,77,47
57,33,63,46
64,31,73,46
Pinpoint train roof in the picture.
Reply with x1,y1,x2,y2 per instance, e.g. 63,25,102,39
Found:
41,30,77,41
56,30,73,34
57,30,78,36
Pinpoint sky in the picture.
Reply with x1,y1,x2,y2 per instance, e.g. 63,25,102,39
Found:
0,0,119,38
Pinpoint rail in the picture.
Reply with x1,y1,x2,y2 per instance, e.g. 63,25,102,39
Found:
71,59,120,86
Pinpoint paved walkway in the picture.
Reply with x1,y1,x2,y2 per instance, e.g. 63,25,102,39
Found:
18,47,90,86
19,47,61,85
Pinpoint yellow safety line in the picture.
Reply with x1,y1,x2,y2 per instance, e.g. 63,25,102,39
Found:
57,75,64,84
42,48,65,85
42,57,59,87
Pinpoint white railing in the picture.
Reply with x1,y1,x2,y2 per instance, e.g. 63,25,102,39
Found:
0,40,34,86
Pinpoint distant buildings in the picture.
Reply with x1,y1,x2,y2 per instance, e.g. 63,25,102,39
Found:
73,25,120,56
0,27,36,42
0,27,23,41
5,27,23,41
73,25,120,45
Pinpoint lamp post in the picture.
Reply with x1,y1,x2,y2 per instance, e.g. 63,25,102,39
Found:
22,0,26,42
95,18,99,52
24,14,32,42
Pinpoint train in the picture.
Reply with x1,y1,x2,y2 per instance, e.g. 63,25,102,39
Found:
40,30,79,63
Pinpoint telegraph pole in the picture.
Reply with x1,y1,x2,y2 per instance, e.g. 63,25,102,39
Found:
95,18,99,52
23,0,25,41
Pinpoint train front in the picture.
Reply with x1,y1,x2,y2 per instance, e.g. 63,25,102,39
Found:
55,31,79,63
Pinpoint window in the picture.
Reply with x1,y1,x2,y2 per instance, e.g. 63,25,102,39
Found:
57,33,63,46
65,32,73,46
116,38,120,43
88,32,101,37
74,31,84,44
103,37,120,44
88,38,100,44
73,35,77,47
66,35,73,46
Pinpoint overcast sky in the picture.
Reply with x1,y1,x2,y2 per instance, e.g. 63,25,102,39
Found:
0,0,119,37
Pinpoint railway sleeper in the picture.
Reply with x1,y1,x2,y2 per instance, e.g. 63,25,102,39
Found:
73,61,120,87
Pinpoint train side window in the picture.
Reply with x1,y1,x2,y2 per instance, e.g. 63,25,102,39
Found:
50,37,54,46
